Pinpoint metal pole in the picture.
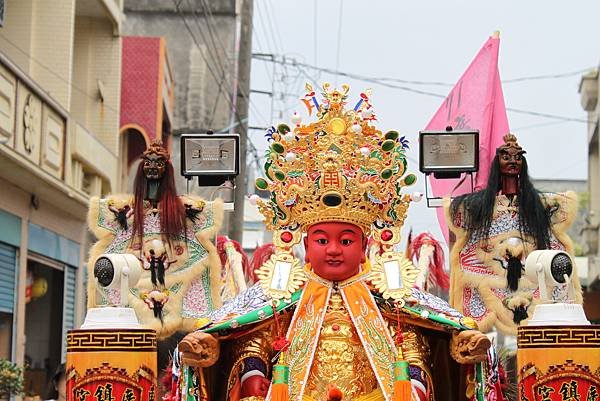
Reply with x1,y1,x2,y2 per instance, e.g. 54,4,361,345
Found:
228,0,253,243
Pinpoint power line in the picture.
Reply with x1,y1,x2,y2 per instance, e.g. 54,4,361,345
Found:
175,0,269,129
253,54,590,124
250,7,277,124
185,0,229,127
503,68,593,83
258,2,295,121
187,0,269,128
506,107,588,123
199,0,240,127
250,7,274,84
172,0,252,137
253,53,594,86
512,120,574,131
260,1,285,57
255,1,281,57
173,1,230,101
374,67,594,87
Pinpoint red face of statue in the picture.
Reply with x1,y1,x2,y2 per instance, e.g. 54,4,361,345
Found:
304,222,367,282
498,148,524,177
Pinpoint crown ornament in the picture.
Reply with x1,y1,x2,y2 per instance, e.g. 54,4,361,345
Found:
254,83,417,235
142,140,170,159
498,133,524,153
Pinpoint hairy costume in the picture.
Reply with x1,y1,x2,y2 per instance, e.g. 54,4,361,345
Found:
217,236,249,302
87,142,225,338
408,232,449,293
176,85,503,401
445,134,581,334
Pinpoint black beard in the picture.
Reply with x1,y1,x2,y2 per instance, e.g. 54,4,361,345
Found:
145,180,162,202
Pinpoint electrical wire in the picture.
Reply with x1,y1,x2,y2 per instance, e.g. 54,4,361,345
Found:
255,1,281,59
198,1,270,126
250,9,275,85
253,54,591,124
191,0,230,127
261,1,285,57
174,0,269,130
172,0,263,172
503,68,593,83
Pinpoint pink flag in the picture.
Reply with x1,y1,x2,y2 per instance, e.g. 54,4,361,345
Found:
425,35,509,243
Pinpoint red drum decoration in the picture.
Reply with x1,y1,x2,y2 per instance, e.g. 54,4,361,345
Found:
66,328,157,401
517,325,600,401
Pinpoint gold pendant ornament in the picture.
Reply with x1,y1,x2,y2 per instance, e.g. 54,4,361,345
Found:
370,252,419,306
255,252,306,300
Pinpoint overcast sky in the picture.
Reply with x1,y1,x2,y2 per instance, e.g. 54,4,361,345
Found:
247,0,599,243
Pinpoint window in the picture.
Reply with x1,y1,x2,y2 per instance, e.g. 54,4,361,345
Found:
0,242,16,360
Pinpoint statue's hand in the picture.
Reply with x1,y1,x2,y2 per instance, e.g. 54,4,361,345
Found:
178,331,220,368
240,375,270,398
450,330,491,364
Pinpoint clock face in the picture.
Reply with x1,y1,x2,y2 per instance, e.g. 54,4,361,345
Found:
182,136,238,175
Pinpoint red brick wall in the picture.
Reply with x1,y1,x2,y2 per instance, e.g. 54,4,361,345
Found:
120,37,161,142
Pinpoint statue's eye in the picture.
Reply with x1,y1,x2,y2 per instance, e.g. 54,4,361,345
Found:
316,238,328,245
341,239,353,246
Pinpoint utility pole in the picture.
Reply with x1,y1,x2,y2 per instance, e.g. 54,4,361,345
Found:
229,0,253,243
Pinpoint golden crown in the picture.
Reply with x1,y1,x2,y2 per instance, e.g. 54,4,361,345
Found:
254,84,416,234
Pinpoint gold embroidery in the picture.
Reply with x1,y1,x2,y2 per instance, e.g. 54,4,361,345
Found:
389,324,434,400
305,292,378,399
227,317,292,394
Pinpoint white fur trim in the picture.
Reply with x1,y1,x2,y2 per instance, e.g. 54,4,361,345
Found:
241,370,265,385
412,379,427,401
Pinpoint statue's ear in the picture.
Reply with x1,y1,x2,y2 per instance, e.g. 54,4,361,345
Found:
303,235,310,263
361,235,368,263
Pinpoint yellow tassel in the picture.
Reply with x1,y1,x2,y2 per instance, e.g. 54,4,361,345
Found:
271,382,289,401
392,359,412,401
271,354,290,401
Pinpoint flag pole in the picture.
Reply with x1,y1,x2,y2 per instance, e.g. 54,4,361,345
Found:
492,30,500,38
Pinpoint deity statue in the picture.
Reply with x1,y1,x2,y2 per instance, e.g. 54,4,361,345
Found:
445,134,582,334
174,85,503,401
87,141,225,338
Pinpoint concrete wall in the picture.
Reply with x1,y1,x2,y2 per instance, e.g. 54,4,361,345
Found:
123,2,236,132
0,0,35,73
0,0,125,370
30,0,77,110
123,0,240,204
71,16,122,154
125,0,235,16
0,0,78,108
